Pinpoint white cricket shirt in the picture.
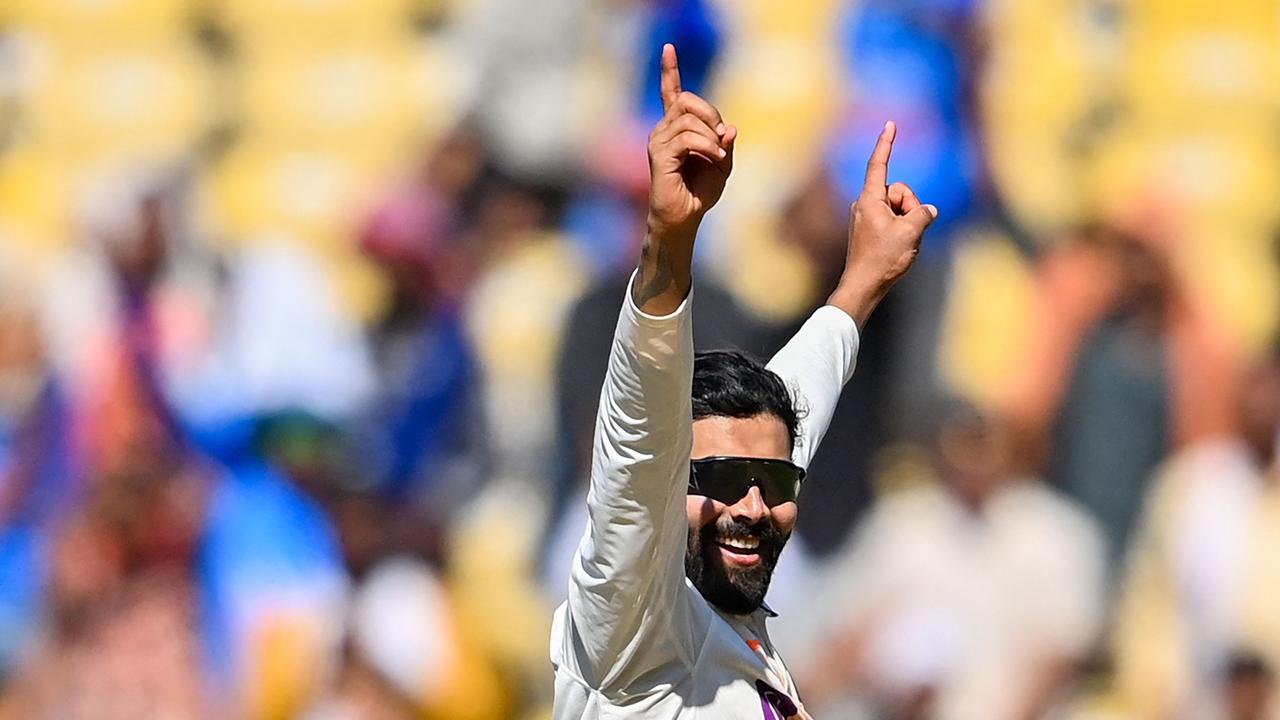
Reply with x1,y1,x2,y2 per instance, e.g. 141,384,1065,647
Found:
550,275,859,719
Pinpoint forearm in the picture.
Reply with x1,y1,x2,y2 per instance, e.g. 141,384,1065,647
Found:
632,221,696,317
825,266,886,332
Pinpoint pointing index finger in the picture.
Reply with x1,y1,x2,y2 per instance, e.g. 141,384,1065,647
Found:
863,120,896,198
660,43,682,113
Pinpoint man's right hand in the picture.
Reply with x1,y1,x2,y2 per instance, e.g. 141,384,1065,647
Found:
647,44,736,238
634,43,736,315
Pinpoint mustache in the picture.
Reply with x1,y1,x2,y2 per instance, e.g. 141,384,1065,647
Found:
686,516,790,615
703,517,785,548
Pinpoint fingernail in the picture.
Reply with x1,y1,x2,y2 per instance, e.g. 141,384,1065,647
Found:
926,204,938,218
718,147,727,158
715,123,726,135
884,120,892,132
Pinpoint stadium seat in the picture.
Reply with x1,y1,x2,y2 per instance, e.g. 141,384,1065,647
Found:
4,0,189,39
938,230,1037,408
17,36,214,161
200,141,377,249
0,142,77,262
234,40,434,158
216,0,414,42
981,0,1099,236
704,0,845,319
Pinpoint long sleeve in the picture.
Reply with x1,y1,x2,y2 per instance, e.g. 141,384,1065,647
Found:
558,272,697,689
1112,461,1196,718
766,306,861,469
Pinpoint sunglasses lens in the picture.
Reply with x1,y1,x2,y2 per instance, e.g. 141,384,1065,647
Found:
689,458,802,506
759,462,801,504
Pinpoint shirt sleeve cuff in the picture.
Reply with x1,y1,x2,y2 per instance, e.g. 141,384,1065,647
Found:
623,268,693,327
815,304,860,351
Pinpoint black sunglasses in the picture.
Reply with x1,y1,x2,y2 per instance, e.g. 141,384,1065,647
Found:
688,457,805,507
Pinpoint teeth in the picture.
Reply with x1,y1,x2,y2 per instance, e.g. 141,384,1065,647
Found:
719,537,759,550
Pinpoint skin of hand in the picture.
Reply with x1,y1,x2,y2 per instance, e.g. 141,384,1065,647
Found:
633,43,736,315
826,121,938,329
633,44,938,325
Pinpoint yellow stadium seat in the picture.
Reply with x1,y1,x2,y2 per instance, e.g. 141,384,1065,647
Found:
199,140,382,254
463,234,589,489
18,35,214,161
715,201,813,322
981,0,1103,236
706,0,845,317
0,143,81,258
1133,0,1277,37
1125,35,1279,124
1090,125,1280,223
215,0,414,41
5,0,189,39
198,140,399,321
938,230,1037,408
466,233,588,391
714,0,842,41
1182,224,1280,354
246,613,335,720
1108,0,1280,350
234,39,435,156
716,43,840,164
313,241,385,324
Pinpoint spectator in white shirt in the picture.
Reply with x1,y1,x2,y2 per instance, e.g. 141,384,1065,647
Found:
800,404,1107,720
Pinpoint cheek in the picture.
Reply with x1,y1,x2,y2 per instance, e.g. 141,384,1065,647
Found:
770,502,798,535
686,495,722,532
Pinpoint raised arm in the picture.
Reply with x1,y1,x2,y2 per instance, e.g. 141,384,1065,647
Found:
632,45,736,314
559,44,736,687
768,122,937,467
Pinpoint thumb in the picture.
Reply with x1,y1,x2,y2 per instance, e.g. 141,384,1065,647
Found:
903,203,939,234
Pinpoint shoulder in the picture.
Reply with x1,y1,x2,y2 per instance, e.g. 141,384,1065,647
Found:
877,483,953,520
996,480,1104,551
856,483,957,546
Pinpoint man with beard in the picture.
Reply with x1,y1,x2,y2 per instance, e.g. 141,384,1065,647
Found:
550,44,937,718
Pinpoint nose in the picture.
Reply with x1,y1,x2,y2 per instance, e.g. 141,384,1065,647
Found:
730,484,768,524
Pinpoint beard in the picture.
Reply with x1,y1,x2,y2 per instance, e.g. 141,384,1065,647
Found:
685,517,788,615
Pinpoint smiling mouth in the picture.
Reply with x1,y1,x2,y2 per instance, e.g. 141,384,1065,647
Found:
715,535,762,565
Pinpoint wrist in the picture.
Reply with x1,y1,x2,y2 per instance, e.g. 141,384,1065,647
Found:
633,217,698,315
827,270,885,330
645,211,701,245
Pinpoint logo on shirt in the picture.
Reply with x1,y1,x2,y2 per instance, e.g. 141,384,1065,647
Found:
755,679,798,720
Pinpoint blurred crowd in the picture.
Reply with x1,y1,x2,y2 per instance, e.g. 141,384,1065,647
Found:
1,0,1279,719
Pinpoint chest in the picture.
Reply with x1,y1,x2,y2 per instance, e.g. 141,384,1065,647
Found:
677,614,811,720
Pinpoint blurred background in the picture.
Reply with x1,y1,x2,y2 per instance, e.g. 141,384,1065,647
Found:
0,0,1278,718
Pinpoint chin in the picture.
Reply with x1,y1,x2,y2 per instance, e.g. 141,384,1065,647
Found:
685,524,784,615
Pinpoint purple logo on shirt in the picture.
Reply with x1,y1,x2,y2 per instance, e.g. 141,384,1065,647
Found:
756,679,798,719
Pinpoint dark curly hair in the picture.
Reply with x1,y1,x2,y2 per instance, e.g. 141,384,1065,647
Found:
691,350,801,451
